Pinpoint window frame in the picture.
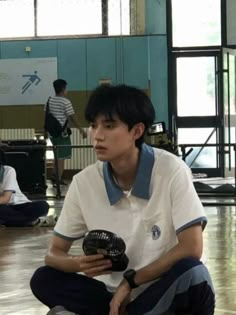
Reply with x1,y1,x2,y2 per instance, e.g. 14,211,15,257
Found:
167,0,225,179
170,0,222,48
0,0,133,40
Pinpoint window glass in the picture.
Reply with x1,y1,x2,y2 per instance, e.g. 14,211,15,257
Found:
172,0,221,47
37,0,102,36
0,0,34,38
177,57,216,116
108,0,130,35
228,55,236,115
0,0,131,38
178,128,217,168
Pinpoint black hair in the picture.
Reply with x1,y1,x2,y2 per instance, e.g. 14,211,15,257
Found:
53,79,67,94
85,84,155,148
0,150,6,166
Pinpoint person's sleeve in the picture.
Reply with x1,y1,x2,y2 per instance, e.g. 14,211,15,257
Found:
170,161,207,234
64,99,75,117
2,167,17,193
54,177,87,241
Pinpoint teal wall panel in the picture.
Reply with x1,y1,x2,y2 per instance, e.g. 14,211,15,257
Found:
122,36,149,88
1,40,57,59
115,38,124,84
1,41,33,59
149,36,168,124
86,38,117,89
24,40,57,58
146,0,166,35
0,34,168,125
57,39,86,90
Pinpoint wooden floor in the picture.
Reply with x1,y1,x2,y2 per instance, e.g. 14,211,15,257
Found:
0,189,236,314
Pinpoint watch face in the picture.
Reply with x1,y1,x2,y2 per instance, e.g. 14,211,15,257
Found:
124,269,138,288
124,269,135,278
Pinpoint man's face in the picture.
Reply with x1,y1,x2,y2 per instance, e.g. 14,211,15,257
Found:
89,114,143,162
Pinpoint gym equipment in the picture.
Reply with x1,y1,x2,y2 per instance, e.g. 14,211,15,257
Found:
3,140,47,195
145,121,178,155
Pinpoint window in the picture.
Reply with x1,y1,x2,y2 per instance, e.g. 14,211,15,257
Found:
0,0,34,38
171,0,221,47
177,57,216,116
170,0,223,177
37,0,102,36
108,0,130,36
0,0,131,39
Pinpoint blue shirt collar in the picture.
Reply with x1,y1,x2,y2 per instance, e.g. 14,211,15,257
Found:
103,143,155,205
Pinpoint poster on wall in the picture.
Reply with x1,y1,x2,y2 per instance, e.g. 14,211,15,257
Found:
0,57,57,105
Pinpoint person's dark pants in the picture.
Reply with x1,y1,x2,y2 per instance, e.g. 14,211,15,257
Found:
30,257,215,315
0,201,49,226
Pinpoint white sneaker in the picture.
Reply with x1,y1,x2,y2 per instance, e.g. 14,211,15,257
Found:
36,215,58,227
47,305,79,315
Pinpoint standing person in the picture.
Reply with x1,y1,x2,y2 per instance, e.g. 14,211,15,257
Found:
45,79,87,185
0,150,49,227
31,85,215,315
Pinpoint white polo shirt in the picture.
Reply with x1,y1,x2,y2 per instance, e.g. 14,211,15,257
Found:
0,165,31,205
54,144,206,296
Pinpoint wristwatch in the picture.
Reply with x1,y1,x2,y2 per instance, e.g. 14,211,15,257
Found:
123,269,138,289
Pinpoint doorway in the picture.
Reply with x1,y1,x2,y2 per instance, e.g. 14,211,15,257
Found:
223,48,236,178
172,51,223,177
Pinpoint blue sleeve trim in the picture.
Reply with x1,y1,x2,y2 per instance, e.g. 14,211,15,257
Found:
176,216,207,234
53,230,85,241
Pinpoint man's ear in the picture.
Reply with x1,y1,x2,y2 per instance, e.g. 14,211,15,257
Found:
132,122,145,140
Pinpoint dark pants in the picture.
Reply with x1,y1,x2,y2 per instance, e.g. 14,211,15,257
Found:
30,257,215,315
0,201,49,226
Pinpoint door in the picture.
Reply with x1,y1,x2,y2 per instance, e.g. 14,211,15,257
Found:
223,48,236,177
172,51,223,177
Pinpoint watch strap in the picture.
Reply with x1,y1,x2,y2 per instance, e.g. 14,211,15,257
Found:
123,269,138,289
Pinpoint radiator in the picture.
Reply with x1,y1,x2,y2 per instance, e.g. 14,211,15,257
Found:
65,128,97,170
0,128,35,140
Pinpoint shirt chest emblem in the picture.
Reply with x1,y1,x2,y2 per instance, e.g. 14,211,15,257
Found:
151,225,161,240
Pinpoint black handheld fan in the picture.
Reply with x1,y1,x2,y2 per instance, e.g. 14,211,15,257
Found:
82,229,129,271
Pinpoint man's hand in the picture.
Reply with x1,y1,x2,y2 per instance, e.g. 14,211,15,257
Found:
68,114,87,139
73,254,112,277
109,280,131,315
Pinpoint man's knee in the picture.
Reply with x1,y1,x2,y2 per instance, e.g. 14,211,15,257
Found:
173,257,215,314
188,280,215,314
30,266,54,300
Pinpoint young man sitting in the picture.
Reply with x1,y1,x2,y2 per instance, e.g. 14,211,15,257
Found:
30,84,215,315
